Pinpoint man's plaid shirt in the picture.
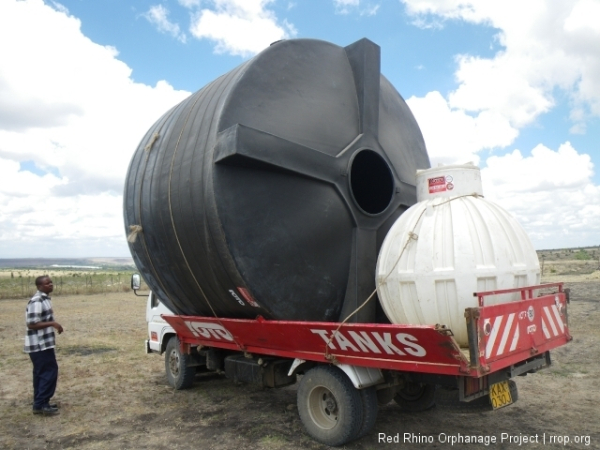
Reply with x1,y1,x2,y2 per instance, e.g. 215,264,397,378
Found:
24,291,56,353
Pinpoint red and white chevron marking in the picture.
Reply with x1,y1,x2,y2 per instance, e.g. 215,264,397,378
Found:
485,313,520,359
484,304,565,359
541,304,565,339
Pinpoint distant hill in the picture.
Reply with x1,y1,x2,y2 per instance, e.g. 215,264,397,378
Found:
1,248,598,269
0,257,135,269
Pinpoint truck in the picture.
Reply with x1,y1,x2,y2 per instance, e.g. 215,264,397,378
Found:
125,38,571,446
136,274,571,446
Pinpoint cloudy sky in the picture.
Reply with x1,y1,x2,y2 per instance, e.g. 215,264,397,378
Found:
1,0,598,258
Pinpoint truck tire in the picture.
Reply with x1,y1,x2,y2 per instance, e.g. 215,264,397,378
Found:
355,386,378,440
393,382,436,412
165,336,196,390
297,365,363,446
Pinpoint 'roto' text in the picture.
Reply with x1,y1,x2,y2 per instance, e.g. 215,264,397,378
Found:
184,321,234,342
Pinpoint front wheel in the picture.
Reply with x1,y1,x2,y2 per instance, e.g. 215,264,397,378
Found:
394,382,436,412
165,336,196,390
297,365,363,446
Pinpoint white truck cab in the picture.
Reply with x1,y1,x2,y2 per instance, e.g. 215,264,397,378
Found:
129,272,178,356
138,284,201,389
132,274,198,389
145,291,176,355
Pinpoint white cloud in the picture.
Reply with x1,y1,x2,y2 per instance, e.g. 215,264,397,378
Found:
334,0,359,14
144,4,187,43
178,0,201,8
483,142,593,194
401,0,600,249
407,91,518,166
333,0,380,16
189,0,297,56
0,156,119,242
402,0,600,132
481,142,600,249
0,0,190,257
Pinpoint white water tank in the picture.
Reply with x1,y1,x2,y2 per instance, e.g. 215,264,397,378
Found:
376,163,540,346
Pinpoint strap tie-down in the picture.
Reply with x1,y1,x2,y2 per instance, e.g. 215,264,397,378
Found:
127,225,143,243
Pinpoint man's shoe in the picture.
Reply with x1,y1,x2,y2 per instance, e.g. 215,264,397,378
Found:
32,402,59,408
33,405,59,416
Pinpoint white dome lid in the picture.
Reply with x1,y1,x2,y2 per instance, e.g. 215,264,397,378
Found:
416,163,483,201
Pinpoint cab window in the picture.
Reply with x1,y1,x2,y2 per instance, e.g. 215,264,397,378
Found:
150,292,160,308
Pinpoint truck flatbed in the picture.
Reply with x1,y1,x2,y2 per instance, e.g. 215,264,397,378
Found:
163,283,570,379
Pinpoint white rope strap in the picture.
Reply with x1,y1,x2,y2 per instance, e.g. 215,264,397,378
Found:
127,225,143,243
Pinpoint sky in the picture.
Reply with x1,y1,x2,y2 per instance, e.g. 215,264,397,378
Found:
0,0,599,258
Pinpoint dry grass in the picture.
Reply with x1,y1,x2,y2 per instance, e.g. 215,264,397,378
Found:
541,261,600,283
539,246,600,282
0,292,313,450
1,263,598,449
0,293,165,449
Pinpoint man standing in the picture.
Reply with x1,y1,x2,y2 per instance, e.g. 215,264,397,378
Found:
24,276,63,416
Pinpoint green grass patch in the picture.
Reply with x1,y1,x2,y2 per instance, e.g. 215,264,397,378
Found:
0,268,147,299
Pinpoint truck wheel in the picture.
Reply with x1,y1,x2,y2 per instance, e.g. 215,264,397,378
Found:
355,386,378,440
165,336,196,390
394,382,436,412
297,365,363,446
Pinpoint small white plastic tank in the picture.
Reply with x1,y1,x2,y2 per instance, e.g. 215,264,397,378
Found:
376,163,540,346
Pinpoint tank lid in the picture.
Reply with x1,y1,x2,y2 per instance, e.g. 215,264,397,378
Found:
416,163,483,201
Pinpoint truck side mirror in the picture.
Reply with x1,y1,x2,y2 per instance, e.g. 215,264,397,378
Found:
131,273,141,292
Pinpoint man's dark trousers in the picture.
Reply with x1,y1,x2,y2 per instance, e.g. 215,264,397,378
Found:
29,348,58,409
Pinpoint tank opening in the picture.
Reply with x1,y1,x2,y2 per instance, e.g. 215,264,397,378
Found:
350,150,394,215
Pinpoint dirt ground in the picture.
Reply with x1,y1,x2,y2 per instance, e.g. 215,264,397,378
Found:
1,278,598,449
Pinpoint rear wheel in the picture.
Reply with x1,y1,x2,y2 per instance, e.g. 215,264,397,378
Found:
297,365,363,446
165,336,196,390
355,386,378,440
393,382,436,412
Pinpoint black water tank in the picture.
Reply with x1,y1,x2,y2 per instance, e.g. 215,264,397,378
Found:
124,38,430,322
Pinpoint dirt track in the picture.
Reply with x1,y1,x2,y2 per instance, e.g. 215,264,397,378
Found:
0,280,598,449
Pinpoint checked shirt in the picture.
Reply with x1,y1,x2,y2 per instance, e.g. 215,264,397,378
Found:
24,291,56,353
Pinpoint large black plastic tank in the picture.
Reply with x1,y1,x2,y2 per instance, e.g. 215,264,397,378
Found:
124,38,430,322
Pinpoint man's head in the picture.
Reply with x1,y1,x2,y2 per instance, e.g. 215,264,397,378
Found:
35,276,53,294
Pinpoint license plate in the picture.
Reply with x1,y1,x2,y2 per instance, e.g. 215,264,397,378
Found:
489,381,513,410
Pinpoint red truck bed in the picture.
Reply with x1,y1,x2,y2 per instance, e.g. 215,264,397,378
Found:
162,283,570,379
